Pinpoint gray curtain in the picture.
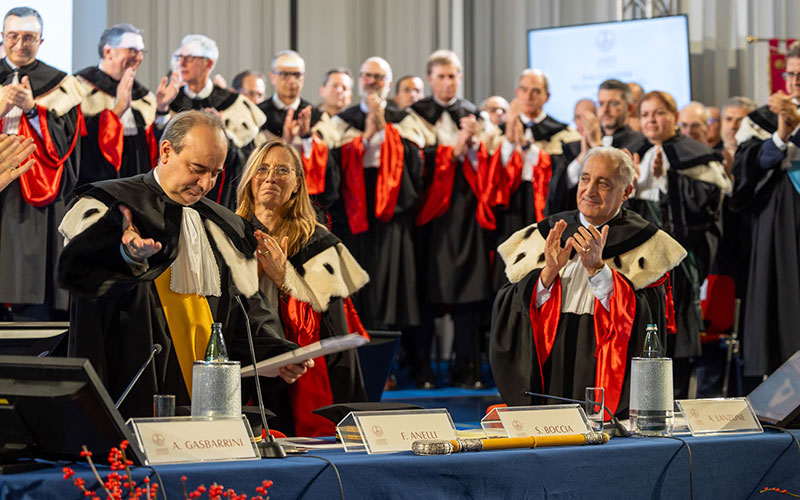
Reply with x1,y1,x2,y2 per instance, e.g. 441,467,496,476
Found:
102,0,794,110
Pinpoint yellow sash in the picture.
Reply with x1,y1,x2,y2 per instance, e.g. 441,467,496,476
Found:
153,267,213,396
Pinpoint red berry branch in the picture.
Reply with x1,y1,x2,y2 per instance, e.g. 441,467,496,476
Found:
63,441,273,500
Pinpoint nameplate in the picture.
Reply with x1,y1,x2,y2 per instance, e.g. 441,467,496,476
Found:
337,409,456,454
492,405,591,438
127,416,259,465
676,398,763,436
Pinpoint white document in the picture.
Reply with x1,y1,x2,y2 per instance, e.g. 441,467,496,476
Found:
240,334,368,377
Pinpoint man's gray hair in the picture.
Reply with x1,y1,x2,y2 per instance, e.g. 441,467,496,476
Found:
4,7,42,34
160,110,226,155
270,50,304,72
97,23,142,58
582,147,636,187
721,96,757,115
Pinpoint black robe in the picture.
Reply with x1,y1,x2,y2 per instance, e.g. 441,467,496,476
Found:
327,104,424,328
731,106,800,376
165,85,255,210
490,209,685,415
75,66,156,186
626,134,727,359
257,96,322,139
411,96,491,304
0,59,84,314
58,171,296,419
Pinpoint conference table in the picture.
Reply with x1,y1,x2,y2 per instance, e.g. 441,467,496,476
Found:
1,429,799,499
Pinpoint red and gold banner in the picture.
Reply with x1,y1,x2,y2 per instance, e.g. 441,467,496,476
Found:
769,38,798,94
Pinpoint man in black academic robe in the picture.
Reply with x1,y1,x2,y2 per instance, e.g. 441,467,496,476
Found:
554,79,647,215
730,49,800,377
156,35,265,209
58,111,307,419
493,69,580,234
75,23,160,186
315,56,424,332
491,147,685,415
0,7,86,321
408,50,502,388
257,51,336,216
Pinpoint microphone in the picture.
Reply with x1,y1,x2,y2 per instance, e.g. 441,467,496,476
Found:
234,295,286,459
115,343,162,408
524,391,631,437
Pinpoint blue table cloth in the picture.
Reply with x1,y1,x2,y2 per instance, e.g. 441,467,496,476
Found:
1,430,799,499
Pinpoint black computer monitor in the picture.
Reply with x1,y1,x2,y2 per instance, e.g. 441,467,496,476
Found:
748,350,800,428
0,356,143,467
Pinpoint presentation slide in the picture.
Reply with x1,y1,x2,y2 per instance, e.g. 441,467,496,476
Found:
528,15,691,125
0,0,73,73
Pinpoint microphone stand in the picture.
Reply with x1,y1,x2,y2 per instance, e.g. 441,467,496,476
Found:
115,344,162,408
524,391,631,437
234,295,286,458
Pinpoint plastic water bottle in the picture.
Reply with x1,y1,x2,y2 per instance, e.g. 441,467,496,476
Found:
629,324,674,436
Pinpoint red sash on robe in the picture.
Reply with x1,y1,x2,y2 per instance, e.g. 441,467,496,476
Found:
98,109,124,171
490,146,552,222
592,271,636,417
15,105,86,207
374,123,404,222
146,123,158,169
415,143,498,230
302,137,329,195
528,269,636,417
339,136,369,234
648,273,677,335
281,295,369,437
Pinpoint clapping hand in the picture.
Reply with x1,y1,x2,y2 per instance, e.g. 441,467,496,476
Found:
254,229,288,287
0,134,35,192
539,219,575,288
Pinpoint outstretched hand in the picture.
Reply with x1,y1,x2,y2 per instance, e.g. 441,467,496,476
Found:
119,205,162,261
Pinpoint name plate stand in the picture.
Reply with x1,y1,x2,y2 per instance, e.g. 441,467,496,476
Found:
481,404,592,438
336,409,456,454
676,398,763,436
127,416,260,465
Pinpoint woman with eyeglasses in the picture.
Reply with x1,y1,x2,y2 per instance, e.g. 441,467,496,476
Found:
236,139,369,437
627,90,731,396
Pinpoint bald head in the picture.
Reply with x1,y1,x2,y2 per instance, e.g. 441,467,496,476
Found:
359,56,393,100
678,101,710,143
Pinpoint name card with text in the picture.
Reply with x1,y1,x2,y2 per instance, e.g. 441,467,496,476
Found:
489,405,591,438
337,409,456,454
676,398,763,436
128,416,260,465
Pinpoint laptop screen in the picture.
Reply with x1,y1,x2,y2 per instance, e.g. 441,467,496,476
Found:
748,350,800,427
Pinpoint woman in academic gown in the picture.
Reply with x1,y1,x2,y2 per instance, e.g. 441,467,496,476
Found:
236,139,370,436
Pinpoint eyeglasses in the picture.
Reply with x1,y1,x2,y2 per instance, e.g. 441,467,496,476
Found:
360,72,388,81
175,55,206,64
3,32,40,47
678,121,705,130
255,164,294,179
122,47,147,57
783,72,800,81
275,71,304,80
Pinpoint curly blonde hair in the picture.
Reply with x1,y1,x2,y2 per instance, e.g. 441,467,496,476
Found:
236,139,318,257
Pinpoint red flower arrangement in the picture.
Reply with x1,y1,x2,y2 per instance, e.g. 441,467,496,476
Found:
63,441,274,500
